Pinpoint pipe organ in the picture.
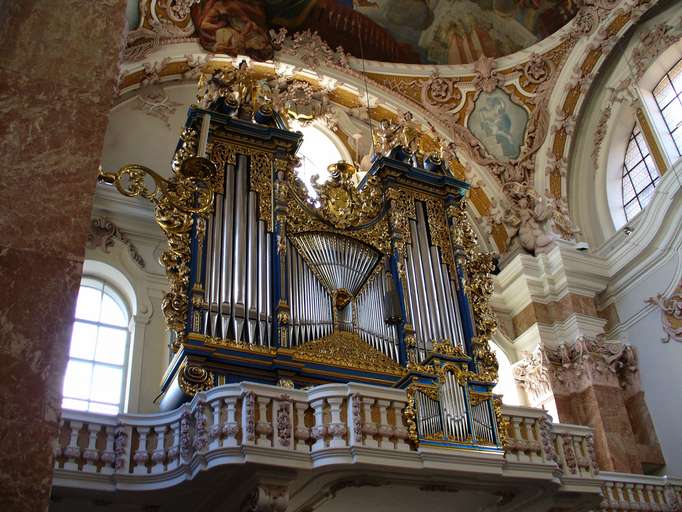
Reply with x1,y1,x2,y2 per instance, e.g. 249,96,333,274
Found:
100,62,504,452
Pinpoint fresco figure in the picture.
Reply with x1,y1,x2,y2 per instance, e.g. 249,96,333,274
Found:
467,88,529,162
191,1,272,60
190,0,577,65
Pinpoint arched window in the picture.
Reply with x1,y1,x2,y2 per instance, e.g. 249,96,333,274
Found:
292,122,345,199
653,58,682,158
621,123,661,221
62,277,131,415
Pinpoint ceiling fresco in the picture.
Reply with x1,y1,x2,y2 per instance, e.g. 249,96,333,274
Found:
126,0,577,65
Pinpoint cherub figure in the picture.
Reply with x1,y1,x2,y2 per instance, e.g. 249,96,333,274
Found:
373,118,399,156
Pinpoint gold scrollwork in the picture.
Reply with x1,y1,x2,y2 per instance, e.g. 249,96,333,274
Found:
178,362,214,396
312,162,383,229
292,331,406,375
431,341,469,359
98,129,216,351
286,181,391,255
493,396,509,449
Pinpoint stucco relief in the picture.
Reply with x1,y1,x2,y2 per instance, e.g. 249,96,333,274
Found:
87,217,146,269
646,280,682,343
542,335,640,395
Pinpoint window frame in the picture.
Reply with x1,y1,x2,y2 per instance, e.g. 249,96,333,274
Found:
652,57,682,158
621,123,661,221
62,276,132,415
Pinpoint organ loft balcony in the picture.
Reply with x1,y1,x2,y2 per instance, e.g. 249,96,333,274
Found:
50,62,682,512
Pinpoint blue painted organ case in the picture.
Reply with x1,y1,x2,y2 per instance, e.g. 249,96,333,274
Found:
102,72,504,451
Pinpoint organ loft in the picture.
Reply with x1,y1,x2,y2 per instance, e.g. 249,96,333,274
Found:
100,61,504,452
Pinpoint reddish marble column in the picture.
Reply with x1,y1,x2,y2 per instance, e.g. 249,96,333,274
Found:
0,2,127,510
545,340,665,474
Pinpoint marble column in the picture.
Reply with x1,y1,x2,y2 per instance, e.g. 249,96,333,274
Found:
0,2,127,511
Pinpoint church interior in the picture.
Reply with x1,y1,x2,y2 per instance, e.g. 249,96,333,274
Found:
2,1,682,511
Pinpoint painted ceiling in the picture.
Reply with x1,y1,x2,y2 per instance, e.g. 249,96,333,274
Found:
127,0,577,65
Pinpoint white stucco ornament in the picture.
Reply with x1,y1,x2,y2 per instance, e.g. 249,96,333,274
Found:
646,280,682,343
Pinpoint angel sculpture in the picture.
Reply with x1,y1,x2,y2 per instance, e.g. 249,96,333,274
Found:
372,118,400,157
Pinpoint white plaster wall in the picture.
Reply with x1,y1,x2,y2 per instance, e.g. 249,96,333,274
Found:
601,167,682,475
611,265,682,475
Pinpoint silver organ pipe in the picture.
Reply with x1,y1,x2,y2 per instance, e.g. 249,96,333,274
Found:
402,202,466,358
415,204,444,341
471,400,495,445
232,155,248,342
440,372,468,441
416,391,442,438
286,241,333,347
354,269,399,362
202,154,272,347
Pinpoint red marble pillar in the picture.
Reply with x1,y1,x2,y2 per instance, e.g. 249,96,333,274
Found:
545,339,665,474
0,2,127,510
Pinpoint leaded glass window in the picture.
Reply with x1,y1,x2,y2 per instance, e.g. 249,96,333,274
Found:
653,58,682,157
622,124,661,221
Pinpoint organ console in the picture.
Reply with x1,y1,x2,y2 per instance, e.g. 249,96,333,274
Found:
99,61,504,451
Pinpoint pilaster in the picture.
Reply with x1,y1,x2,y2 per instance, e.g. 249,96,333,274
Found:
496,242,664,474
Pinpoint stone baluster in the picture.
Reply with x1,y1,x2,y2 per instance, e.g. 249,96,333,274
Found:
510,416,528,462
634,484,646,507
63,421,83,471
653,486,666,509
256,396,273,447
390,400,409,450
601,482,615,509
100,426,116,475
209,399,223,449
361,397,378,448
151,425,167,474
114,423,132,473
82,423,101,473
553,433,566,473
623,482,636,508
327,396,346,449
310,399,327,451
273,398,293,450
294,402,310,452
614,482,627,510
376,400,392,448
242,392,256,446
166,420,181,471
510,417,525,462
523,418,538,461
643,484,656,509
665,484,682,510
222,397,240,447
133,427,150,475
348,395,362,447
194,402,210,454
